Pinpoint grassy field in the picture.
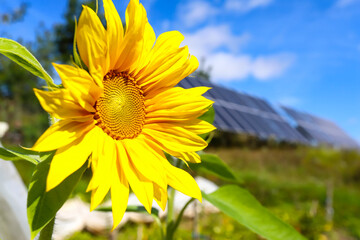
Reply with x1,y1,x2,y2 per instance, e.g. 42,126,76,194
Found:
204,146,360,240
13,145,360,239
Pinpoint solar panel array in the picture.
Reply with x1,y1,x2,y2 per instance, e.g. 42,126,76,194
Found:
178,77,308,144
281,106,359,149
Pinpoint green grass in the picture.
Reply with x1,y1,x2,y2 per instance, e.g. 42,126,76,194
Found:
12,145,360,239
205,146,360,240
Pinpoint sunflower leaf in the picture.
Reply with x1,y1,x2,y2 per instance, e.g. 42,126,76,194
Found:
189,153,238,182
27,152,87,239
0,38,57,88
199,106,215,124
198,106,215,140
0,147,39,165
203,185,307,240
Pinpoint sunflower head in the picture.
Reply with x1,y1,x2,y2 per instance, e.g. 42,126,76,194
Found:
94,71,145,140
32,0,215,229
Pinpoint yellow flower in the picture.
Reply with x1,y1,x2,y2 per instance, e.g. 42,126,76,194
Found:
32,0,214,229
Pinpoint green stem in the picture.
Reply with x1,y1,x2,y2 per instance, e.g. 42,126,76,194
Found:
173,198,195,233
166,198,195,240
167,157,181,225
153,214,165,240
39,217,55,240
167,186,176,225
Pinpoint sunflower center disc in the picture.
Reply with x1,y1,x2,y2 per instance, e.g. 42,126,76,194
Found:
94,71,145,140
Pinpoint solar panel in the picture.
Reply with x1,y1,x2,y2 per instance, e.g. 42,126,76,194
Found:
178,77,308,143
282,106,359,149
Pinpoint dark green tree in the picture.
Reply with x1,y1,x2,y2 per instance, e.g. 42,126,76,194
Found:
0,3,28,24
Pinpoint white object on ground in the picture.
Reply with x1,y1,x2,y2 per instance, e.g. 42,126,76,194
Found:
0,121,31,240
173,176,219,218
53,198,114,240
0,160,31,240
54,176,219,239
0,122,9,138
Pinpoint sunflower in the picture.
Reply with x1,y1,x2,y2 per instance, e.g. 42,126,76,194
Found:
31,0,214,228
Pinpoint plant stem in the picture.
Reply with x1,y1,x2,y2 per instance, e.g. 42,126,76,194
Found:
167,186,176,225
167,157,181,225
39,217,55,240
174,198,195,234
153,214,165,240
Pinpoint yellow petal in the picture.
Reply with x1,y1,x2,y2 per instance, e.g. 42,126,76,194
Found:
145,86,210,104
103,0,123,69
90,133,115,211
32,119,95,152
122,137,167,191
144,87,213,125
34,88,93,120
149,31,184,61
146,89,212,113
153,183,167,211
143,55,199,93
131,22,156,76
160,157,202,202
142,124,208,153
111,157,129,230
146,109,210,124
46,127,97,191
53,63,101,111
116,141,154,213
114,0,147,72
135,31,184,79
86,127,100,192
77,6,107,86
86,127,103,192
174,151,201,164
143,135,199,164
181,119,216,135
135,28,199,93
137,46,189,87
90,186,108,211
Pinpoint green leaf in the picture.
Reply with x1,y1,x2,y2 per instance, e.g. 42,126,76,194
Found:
198,106,215,141
0,147,39,165
203,185,307,240
96,205,160,217
189,154,238,182
199,106,215,124
27,152,87,239
0,38,56,88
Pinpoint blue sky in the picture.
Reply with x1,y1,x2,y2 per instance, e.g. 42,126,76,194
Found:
1,0,360,143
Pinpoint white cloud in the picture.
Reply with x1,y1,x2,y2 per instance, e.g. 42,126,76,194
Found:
225,0,273,12
177,1,219,28
252,54,295,81
335,0,360,8
182,25,294,82
183,25,250,57
176,0,274,28
207,53,253,81
207,52,294,82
